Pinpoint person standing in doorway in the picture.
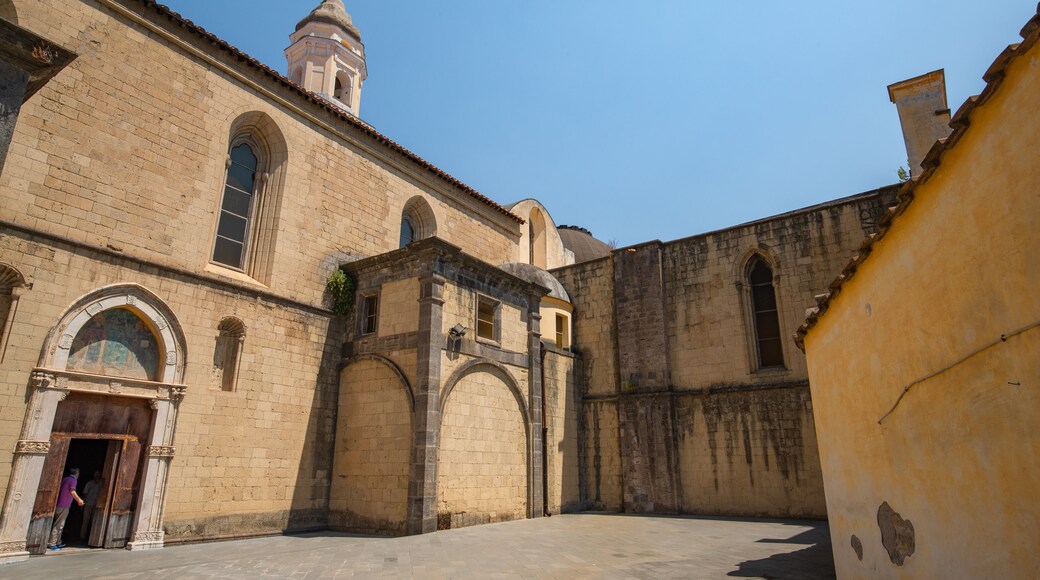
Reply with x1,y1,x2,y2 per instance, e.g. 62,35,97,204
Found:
48,467,84,550
79,470,102,540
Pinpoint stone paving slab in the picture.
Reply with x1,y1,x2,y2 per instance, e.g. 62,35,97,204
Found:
1,514,835,579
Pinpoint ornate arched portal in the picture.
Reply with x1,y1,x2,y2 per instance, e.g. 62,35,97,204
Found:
0,284,187,563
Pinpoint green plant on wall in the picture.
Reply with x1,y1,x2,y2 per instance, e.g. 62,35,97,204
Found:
326,269,355,316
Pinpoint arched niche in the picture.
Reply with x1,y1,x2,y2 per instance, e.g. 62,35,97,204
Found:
529,207,547,269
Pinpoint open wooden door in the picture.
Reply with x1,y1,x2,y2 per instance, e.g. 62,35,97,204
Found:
87,440,121,547
25,436,70,554
103,438,141,548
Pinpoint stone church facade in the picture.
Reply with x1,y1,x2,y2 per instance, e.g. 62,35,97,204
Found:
0,0,897,563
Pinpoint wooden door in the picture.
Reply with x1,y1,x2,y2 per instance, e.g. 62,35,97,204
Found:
103,438,141,548
87,440,121,547
25,436,70,554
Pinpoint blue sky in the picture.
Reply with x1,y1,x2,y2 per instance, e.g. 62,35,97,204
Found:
162,1,1034,247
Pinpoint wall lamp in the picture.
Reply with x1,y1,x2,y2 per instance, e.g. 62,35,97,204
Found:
448,323,469,339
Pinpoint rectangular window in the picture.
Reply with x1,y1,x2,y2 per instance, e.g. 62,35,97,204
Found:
555,313,568,349
476,296,497,341
362,295,378,335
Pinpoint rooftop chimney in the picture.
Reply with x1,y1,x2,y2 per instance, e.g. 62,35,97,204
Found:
888,69,952,177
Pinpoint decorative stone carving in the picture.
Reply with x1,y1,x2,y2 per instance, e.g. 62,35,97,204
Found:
30,371,55,390
133,531,164,543
146,445,175,458
166,350,176,365
127,295,137,305
55,375,69,389
109,381,123,394
86,302,103,316
156,317,168,330
58,334,74,349
14,440,50,455
0,540,26,554
170,386,187,402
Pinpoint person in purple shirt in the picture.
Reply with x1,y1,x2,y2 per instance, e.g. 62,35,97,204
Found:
48,467,84,550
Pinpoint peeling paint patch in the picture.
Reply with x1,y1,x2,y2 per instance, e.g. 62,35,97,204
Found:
851,534,863,561
877,501,915,565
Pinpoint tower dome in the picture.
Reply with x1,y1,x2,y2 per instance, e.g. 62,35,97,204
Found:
295,0,361,42
286,0,367,115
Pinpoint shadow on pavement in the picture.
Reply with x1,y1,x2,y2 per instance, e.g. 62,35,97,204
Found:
729,527,836,580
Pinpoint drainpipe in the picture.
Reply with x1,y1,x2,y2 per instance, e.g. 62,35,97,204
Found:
540,342,549,517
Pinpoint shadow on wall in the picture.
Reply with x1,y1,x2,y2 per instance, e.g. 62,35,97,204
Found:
729,524,836,580
0,3,17,25
288,316,348,529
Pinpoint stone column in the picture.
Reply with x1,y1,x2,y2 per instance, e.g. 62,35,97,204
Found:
0,372,67,564
126,387,185,551
406,274,445,535
526,295,545,519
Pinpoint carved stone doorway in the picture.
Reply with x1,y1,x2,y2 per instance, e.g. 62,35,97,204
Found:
0,284,187,564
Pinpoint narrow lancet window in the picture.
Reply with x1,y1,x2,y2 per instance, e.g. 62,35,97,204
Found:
749,258,784,368
213,142,261,269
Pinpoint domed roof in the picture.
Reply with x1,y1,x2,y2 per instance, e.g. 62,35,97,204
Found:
296,0,362,41
558,225,612,264
498,263,570,303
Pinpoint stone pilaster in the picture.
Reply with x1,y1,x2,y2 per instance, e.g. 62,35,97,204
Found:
406,273,445,535
0,372,67,564
526,294,545,518
126,387,184,551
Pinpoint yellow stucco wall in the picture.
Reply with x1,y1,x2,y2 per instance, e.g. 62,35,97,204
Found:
803,43,1040,578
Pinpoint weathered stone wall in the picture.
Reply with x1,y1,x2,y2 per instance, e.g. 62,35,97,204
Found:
437,367,527,528
543,349,580,514
0,231,342,539
675,387,824,518
553,258,622,510
330,358,411,535
664,192,896,387
555,189,897,519
376,278,419,337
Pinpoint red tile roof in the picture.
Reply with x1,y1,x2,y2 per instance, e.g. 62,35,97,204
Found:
794,3,1040,350
140,1,524,224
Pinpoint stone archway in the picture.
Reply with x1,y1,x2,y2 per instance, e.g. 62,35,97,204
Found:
437,362,532,528
0,284,187,563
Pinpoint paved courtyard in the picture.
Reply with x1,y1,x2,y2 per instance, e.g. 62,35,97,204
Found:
4,514,835,579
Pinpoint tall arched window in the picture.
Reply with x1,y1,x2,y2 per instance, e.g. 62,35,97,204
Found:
400,214,416,247
213,137,264,270
748,257,784,368
213,317,246,392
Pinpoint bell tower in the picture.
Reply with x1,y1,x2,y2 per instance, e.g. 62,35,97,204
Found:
286,0,367,115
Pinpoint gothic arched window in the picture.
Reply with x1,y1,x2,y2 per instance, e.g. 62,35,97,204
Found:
213,137,264,270
748,258,784,368
400,214,416,247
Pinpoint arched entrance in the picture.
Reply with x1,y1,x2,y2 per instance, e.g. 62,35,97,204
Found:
0,284,187,563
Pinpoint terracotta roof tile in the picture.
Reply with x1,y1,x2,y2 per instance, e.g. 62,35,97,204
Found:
141,1,524,224
794,3,1040,350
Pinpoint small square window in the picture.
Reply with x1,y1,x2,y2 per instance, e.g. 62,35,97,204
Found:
476,296,498,342
555,313,568,349
361,294,378,335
